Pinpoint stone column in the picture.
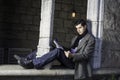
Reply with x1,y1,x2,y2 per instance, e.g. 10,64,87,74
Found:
36,0,55,58
87,0,104,69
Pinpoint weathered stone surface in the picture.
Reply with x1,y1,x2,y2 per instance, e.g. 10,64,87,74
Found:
102,0,120,68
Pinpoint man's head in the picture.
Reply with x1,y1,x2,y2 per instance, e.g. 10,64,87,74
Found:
74,19,87,35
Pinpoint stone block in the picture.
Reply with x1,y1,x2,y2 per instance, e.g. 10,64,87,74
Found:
55,0,62,3
55,3,61,10
0,31,6,38
75,6,87,14
15,7,27,14
26,8,36,15
11,24,25,31
54,19,64,27
7,31,27,40
61,4,72,12
18,0,32,7
0,48,4,64
61,0,72,4
64,20,73,28
54,33,66,42
59,11,68,19
56,28,67,33
20,15,33,24
36,8,41,16
54,11,60,18
75,0,87,6
65,34,74,42
24,25,39,31
32,0,41,8
33,16,40,25
27,31,39,40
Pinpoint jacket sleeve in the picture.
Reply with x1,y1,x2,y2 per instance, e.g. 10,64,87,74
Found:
72,37,95,62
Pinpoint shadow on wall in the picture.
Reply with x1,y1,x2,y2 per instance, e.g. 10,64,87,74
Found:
86,19,92,35
87,19,102,69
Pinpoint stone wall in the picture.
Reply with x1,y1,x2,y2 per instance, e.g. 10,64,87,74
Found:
0,0,41,49
0,0,41,64
101,0,120,68
53,0,87,47
0,0,87,49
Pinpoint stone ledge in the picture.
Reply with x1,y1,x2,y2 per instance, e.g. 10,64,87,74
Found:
0,65,74,76
93,68,120,75
0,65,120,76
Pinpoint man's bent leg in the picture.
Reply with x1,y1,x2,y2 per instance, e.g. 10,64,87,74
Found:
57,50,74,69
14,50,37,69
26,50,37,60
32,48,74,69
33,48,60,69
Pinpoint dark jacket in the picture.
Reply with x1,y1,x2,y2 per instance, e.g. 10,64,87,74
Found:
71,33,95,80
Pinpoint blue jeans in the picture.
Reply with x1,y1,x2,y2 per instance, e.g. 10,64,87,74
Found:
26,48,74,69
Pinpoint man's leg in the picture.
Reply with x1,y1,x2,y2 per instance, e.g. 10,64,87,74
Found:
56,50,75,69
33,48,74,69
26,50,37,60
14,50,37,69
14,50,37,60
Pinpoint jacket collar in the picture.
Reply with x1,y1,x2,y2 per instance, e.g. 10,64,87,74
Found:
77,33,91,49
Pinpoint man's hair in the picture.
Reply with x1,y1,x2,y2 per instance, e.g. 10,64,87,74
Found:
74,19,86,27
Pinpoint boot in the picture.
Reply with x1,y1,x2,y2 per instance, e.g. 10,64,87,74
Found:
14,55,34,69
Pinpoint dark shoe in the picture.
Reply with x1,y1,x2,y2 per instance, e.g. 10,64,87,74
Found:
14,55,34,69
20,58,34,69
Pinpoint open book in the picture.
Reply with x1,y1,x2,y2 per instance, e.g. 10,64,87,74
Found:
53,39,77,54
53,39,64,50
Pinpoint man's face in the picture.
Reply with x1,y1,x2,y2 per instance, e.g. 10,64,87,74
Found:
75,24,86,35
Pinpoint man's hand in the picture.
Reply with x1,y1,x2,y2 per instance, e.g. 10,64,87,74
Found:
64,51,71,58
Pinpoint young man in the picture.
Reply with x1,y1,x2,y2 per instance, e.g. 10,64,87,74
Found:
14,19,95,80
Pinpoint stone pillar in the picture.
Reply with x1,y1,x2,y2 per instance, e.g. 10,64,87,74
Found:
102,0,120,68
36,0,55,58
87,0,104,69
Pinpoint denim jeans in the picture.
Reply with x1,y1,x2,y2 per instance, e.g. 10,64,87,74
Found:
26,48,74,69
